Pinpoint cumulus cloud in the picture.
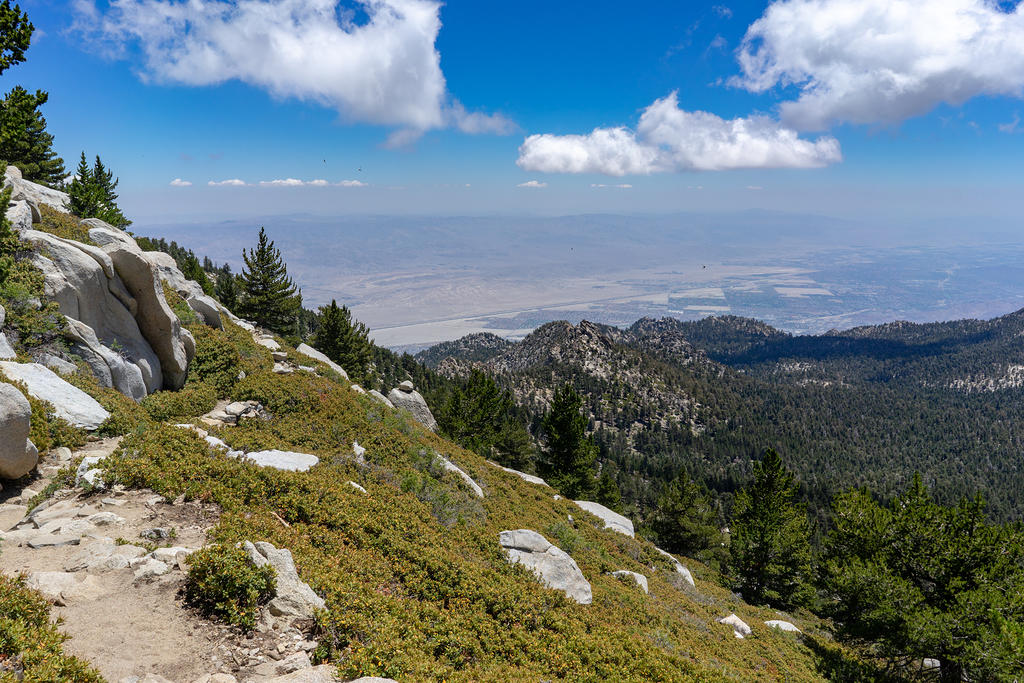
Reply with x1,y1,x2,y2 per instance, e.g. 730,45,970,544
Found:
517,92,840,176
999,113,1021,133
259,178,305,187
517,180,547,188
734,0,1024,130
337,179,367,187
208,178,248,186
169,178,191,187
73,0,511,137
591,183,633,189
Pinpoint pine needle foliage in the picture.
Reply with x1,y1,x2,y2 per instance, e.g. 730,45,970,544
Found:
312,299,372,382
728,448,813,609
651,470,724,562
541,383,598,499
0,86,65,186
66,152,131,227
0,0,32,75
237,227,302,335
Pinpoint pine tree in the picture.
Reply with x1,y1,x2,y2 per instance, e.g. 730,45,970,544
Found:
180,254,213,295
311,299,372,382
652,470,724,560
821,476,1024,682
237,227,302,334
728,448,813,609
0,1,32,75
0,86,65,186
66,153,131,227
214,267,239,312
595,469,622,512
541,384,597,499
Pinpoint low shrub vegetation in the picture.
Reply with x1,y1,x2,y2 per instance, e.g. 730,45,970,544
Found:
141,382,218,422
184,545,277,631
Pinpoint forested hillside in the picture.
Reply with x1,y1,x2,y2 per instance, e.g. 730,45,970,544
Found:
420,312,1024,527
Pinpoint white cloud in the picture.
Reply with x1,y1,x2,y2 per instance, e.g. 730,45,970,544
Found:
307,179,330,186
169,178,191,187
734,0,1024,130
208,178,248,186
713,5,733,19
591,183,633,189
746,185,763,190
517,92,840,176
259,178,305,187
517,180,548,188
337,179,367,187
73,0,511,137
999,113,1021,133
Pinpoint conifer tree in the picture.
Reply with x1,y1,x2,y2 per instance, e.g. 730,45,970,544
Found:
214,267,240,312
595,469,622,512
822,476,1024,681
67,153,131,227
0,1,32,76
0,86,65,186
237,227,302,334
180,254,213,295
541,384,597,499
652,470,724,560
311,299,372,382
728,448,813,608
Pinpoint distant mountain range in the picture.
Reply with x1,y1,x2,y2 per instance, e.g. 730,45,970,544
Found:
418,310,1024,525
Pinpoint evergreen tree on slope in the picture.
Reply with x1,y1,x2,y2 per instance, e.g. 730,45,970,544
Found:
311,299,372,382
652,469,724,562
728,448,813,609
541,384,597,499
0,86,65,186
0,1,33,75
238,227,301,335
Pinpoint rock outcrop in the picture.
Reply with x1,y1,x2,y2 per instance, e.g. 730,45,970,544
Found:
244,450,319,472
499,529,592,604
135,246,222,329
654,546,696,588
718,613,752,639
387,381,437,431
490,462,548,487
0,382,39,478
574,500,634,537
296,343,349,380
0,305,14,360
610,569,649,594
0,362,110,430
436,453,484,498
242,541,326,620
764,619,801,633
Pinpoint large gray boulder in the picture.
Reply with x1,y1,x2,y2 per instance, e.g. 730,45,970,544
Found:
242,541,326,619
0,382,39,478
88,224,194,390
22,229,162,396
296,343,349,380
654,546,696,588
0,361,110,430
244,450,319,472
139,248,223,328
718,613,752,639
574,500,634,537
610,569,649,593
499,529,592,604
3,166,70,213
764,619,801,633
4,200,33,234
387,382,438,431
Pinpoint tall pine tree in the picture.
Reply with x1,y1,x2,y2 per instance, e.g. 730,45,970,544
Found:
652,470,724,562
0,1,33,76
311,299,372,382
728,448,813,609
67,153,131,227
0,87,65,186
214,267,240,312
238,227,302,335
541,384,597,499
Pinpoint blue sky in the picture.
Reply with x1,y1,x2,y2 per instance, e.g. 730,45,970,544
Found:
5,0,1024,223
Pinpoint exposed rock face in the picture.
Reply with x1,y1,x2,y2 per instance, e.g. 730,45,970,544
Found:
0,362,110,429
387,382,438,431
0,333,14,360
296,343,349,380
435,453,483,497
574,500,634,537
3,165,70,215
718,613,752,639
242,541,326,620
764,620,801,633
499,529,592,604
88,224,194,390
491,462,548,487
610,569,649,593
368,390,394,409
654,546,696,588
244,450,319,472
135,247,222,329
0,382,39,478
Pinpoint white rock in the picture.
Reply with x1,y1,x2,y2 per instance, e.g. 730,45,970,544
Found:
352,441,366,461
574,500,634,537
76,455,108,487
718,613,752,639
499,529,592,604
368,389,394,409
0,381,39,478
133,558,171,580
38,353,78,375
257,337,282,351
494,463,549,487
26,571,107,602
397,380,415,393
764,620,801,633
0,332,15,360
610,570,649,594
0,503,28,531
350,384,366,394
87,511,125,526
388,386,438,431
150,546,195,565
243,541,326,619
245,450,319,472
348,481,367,494
435,453,484,498
654,547,696,588
0,361,110,429
3,169,70,213
273,362,294,374
295,343,349,380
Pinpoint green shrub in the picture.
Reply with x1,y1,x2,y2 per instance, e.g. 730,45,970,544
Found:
64,370,152,436
0,379,87,452
162,282,200,326
0,574,103,682
187,324,243,396
36,205,96,245
141,382,218,422
184,544,276,631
